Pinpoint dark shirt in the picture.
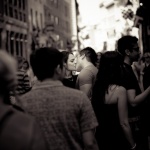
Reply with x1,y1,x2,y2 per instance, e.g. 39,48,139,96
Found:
62,75,77,89
121,63,143,118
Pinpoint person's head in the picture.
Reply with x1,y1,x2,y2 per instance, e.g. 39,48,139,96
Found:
143,52,150,64
96,52,102,68
0,51,17,97
16,56,25,70
92,51,123,116
117,35,140,62
22,60,29,71
76,47,97,72
61,51,76,71
30,47,65,81
92,51,123,99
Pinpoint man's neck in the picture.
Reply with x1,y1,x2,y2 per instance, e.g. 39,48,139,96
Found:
83,61,94,69
124,57,133,66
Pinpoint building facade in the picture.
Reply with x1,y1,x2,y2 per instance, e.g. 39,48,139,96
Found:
0,0,28,58
43,0,72,50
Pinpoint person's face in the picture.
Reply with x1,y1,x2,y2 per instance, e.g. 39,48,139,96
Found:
130,43,140,62
144,55,150,64
75,52,83,72
22,62,28,71
66,54,76,71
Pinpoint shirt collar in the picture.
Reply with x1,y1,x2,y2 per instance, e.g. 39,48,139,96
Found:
33,79,63,90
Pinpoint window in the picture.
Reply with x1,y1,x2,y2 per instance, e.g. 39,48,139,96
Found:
14,0,18,7
65,5,68,16
9,0,13,5
15,33,19,56
22,0,25,10
23,14,26,22
35,11,38,27
4,4,8,15
30,9,33,29
51,15,54,23
40,13,43,29
19,12,22,21
9,6,13,17
10,32,14,55
55,17,58,25
19,0,22,8
20,34,23,56
54,0,58,7
14,9,18,19
6,31,9,52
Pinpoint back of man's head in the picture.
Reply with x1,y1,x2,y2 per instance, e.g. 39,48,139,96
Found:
117,35,138,56
80,47,97,66
30,47,63,81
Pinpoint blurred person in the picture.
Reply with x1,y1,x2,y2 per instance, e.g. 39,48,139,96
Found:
92,51,135,150
0,51,47,150
61,51,77,88
140,52,150,136
142,52,150,90
132,57,145,92
75,47,98,100
118,35,150,150
96,52,102,69
16,57,32,95
19,47,99,150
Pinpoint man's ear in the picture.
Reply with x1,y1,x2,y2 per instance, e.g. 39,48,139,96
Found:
81,54,86,60
125,49,130,56
55,64,62,75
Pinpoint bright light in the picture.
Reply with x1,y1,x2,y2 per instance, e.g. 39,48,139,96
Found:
140,3,143,6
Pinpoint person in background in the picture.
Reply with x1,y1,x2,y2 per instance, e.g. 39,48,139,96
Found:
19,47,99,150
92,51,135,150
141,52,150,138
75,47,98,100
96,52,102,69
16,57,32,95
61,51,77,88
118,35,150,150
0,51,47,150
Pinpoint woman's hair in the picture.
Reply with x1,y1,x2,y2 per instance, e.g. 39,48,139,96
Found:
92,51,123,115
61,51,73,63
79,47,97,66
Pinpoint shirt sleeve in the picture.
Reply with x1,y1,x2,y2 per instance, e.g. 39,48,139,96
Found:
79,93,98,133
78,69,93,87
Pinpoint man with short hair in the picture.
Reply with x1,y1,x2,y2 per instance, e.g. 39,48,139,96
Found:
75,47,98,100
20,47,99,150
118,35,150,150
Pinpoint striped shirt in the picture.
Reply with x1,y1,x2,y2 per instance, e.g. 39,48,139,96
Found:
16,70,31,95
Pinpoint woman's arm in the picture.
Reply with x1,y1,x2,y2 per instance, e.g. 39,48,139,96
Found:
117,87,135,148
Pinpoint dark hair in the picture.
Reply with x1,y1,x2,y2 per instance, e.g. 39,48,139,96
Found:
117,35,138,56
23,60,29,70
61,51,73,63
16,56,26,69
16,56,29,70
92,51,123,115
30,47,64,81
80,47,97,66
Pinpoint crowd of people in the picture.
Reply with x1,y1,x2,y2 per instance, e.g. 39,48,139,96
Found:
0,35,150,150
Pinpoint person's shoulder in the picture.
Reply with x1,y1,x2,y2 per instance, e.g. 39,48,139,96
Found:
0,103,46,150
116,86,126,95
